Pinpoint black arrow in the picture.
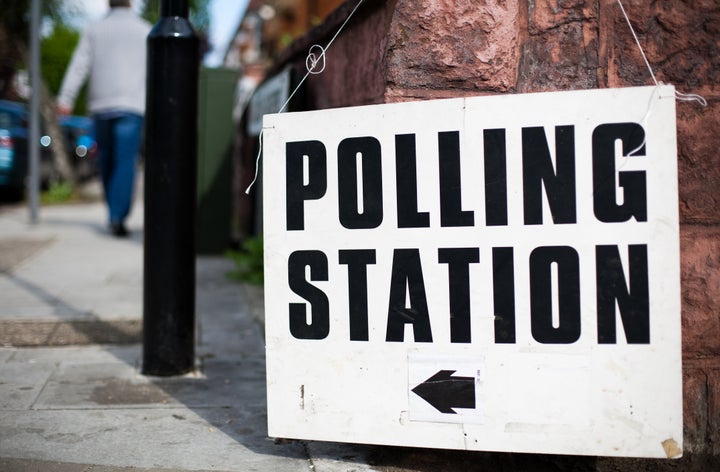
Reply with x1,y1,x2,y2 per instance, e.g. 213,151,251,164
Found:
411,370,476,414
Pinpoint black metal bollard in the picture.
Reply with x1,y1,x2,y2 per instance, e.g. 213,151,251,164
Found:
142,0,199,376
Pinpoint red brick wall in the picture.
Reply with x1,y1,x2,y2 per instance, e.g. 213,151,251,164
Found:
264,0,720,455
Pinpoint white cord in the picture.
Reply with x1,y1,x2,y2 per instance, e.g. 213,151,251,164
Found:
616,0,707,107
245,0,366,194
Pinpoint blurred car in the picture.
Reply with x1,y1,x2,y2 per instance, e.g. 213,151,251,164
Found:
0,99,38,199
0,127,18,196
56,114,98,181
0,99,98,200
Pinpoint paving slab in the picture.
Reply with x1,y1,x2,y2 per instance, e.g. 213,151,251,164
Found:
0,408,311,471
0,202,143,327
0,457,238,472
0,361,54,410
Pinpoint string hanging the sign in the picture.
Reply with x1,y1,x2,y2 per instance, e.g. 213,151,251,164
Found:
616,0,707,107
245,0,366,194
246,0,707,194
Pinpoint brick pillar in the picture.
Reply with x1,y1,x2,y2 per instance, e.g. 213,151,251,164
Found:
381,0,720,454
256,0,720,455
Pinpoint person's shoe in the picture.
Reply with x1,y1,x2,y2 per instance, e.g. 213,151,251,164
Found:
110,222,129,237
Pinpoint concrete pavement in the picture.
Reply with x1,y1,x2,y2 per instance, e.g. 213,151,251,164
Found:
0,198,379,471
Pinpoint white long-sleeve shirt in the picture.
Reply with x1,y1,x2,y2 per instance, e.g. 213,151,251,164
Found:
58,8,152,115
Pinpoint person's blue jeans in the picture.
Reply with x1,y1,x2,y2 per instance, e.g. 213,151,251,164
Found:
93,112,143,225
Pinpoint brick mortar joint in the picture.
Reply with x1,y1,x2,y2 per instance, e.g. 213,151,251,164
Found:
683,357,720,369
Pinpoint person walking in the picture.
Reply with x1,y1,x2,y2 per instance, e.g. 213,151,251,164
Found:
57,0,151,237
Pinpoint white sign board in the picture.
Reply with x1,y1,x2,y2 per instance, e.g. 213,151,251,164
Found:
263,86,682,458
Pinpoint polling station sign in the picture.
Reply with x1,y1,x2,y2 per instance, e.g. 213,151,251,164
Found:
262,85,682,458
